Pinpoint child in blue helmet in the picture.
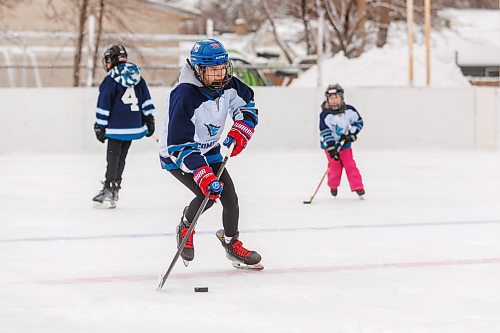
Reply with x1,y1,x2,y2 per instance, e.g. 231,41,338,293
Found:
158,39,261,268
92,44,156,208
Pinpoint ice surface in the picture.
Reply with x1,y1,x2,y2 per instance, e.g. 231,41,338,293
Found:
1,150,499,332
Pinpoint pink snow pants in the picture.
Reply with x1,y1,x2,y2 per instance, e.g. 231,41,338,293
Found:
324,147,364,192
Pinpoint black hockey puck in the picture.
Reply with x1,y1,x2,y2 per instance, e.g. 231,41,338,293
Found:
194,287,208,292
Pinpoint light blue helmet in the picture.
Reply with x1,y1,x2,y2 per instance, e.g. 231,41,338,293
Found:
189,39,233,90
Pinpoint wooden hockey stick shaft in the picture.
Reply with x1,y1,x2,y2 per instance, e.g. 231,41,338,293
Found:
303,168,328,204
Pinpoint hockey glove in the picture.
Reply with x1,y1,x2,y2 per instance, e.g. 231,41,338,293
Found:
193,166,223,200
144,115,155,137
223,120,254,157
325,141,341,160
326,146,340,160
94,123,106,143
342,133,357,143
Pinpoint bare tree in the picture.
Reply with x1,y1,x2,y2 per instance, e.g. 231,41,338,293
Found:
0,0,23,18
284,0,317,55
373,0,391,47
300,0,313,54
322,0,367,57
45,0,152,86
261,0,294,63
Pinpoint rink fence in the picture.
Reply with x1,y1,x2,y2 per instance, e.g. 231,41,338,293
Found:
0,86,498,154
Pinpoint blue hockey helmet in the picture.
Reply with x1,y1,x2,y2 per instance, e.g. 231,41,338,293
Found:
189,39,233,90
190,39,229,67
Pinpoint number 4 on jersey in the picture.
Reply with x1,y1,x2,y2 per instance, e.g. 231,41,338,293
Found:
121,87,139,111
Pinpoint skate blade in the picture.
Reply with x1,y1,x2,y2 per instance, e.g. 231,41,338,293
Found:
93,200,116,209
182,259,190,267
358,195,365,201
231,261,264,271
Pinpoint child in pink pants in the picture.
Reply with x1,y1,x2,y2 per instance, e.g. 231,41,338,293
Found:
319,83,365,199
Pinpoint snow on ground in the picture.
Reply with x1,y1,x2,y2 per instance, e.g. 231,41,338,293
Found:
291,9,500,87
290,43,471,87
1,149,499,332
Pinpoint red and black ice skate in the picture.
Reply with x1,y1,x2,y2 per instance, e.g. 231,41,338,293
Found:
216,229,263,270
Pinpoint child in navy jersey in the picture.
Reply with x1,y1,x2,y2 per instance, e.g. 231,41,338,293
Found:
158,39,261,267
92,44,155,208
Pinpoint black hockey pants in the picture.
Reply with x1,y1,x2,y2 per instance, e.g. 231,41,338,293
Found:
169,163,239,237
105,138,132,183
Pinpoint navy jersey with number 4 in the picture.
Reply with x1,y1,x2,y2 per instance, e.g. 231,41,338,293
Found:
95,62,155,141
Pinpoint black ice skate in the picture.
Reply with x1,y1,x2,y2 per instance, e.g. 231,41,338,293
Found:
111,180,121,201
92,181,116,209
215,229,263,270
355,189,365,200
176,207,195,266
330,188,338,197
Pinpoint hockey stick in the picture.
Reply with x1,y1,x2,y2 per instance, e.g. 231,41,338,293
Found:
157,142,236,290
302,168,328,204
302,139,346,204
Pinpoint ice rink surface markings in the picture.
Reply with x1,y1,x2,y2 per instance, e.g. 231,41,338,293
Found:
34,257,500,285
1,219,499,243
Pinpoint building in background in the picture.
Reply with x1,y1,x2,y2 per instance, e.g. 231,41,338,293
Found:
0,0,204,87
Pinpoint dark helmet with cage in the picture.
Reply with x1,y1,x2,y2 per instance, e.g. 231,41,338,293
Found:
102,44,128,71
188,39,233,90
324,83,345,112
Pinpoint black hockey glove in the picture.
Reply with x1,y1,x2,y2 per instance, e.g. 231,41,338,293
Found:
94,123,106,143
144,115,155,137
326,145,340,161
342,133,357,143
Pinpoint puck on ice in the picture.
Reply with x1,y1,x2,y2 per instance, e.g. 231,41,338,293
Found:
194,287,208,292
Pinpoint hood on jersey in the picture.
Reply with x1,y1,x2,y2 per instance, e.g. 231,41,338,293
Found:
109,62,141,87
178,63,204,87
178,63,225,99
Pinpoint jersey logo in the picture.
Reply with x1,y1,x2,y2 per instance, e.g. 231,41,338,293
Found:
335,126,344,137
204,123,220,137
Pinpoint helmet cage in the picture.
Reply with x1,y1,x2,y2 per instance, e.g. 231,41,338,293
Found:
195,61,234,90
102,45,127,71
325,83,345,111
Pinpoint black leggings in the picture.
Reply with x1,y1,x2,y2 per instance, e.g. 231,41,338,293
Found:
105,138,132,182
169,163,239,237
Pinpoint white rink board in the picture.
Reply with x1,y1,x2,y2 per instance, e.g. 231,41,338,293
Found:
0,86,498,154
